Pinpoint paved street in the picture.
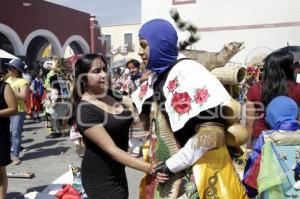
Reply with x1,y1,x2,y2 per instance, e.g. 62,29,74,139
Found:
7,118,144,199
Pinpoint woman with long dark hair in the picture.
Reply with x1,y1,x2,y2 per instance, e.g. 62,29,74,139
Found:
72,54,153,199
246,51,300,148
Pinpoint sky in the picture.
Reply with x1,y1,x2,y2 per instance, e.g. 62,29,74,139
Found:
45,0,141,26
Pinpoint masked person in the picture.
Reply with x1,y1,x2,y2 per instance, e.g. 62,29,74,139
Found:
131,19,248,198
243,96,300,198
45,56,70,138
245,51,300,148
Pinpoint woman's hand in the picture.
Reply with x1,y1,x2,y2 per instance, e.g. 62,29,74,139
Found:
155,172,169,184
153,162,172,183
149,162,170,183
149,163,156,175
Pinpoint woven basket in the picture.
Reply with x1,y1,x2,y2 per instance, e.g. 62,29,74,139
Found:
194,122,225,149
211,66,246,85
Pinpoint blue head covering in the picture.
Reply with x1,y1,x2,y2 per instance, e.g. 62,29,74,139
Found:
265,96,300,130
139,19,178,75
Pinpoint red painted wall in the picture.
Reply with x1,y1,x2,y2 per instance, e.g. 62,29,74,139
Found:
0,0,91,45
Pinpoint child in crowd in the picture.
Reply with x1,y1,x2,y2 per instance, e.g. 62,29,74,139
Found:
30,70,44,122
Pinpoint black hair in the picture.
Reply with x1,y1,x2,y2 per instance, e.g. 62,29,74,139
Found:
262,51,294,106
72,53,107,110
126,59,140,69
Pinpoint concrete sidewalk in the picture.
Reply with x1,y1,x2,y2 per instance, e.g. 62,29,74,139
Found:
7,119,144,199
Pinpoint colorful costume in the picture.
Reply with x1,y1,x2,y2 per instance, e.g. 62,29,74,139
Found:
133,19,247,198
246,81,300,140
30,78,44,112
43,57,70,137
243,96,300,198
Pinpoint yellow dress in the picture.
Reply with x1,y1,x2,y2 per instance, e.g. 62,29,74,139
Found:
139,104,247,199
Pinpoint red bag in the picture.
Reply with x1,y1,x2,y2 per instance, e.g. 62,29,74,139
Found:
56,184,81,199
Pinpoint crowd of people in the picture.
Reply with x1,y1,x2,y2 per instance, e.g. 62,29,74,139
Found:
1,17,300,199
0,56,74,198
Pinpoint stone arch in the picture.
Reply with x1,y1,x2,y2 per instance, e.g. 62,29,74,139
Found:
23,29,63,57
0,23,24,55
62,35,90,55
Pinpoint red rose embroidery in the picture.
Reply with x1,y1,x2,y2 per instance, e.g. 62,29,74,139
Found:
194,88,209,104
167,78,178,92
139,82,148,98
171,92,191,114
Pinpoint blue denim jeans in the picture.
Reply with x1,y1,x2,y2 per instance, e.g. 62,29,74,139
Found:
10,112,26,157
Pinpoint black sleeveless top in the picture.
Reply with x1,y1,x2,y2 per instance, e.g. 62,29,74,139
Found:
0,81,10,142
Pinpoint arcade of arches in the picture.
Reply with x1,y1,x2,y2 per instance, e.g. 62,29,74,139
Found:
0,0,104,68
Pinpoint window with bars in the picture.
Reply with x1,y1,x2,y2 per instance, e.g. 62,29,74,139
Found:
104,35,111,52
106,56,111,67
124,33,133,52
